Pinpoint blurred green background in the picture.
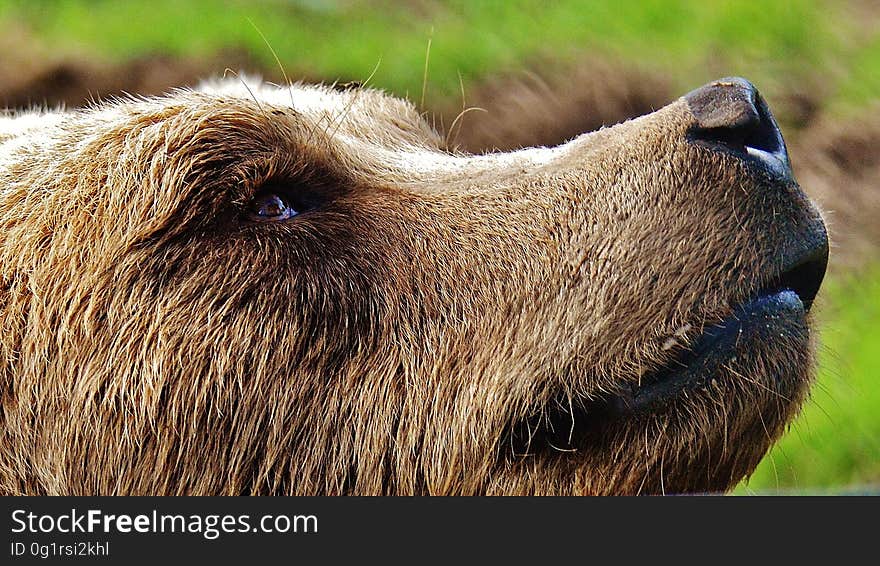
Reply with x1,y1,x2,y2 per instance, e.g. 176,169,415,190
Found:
1,0,877,492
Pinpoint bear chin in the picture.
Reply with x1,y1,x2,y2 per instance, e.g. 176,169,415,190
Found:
498,287,818,495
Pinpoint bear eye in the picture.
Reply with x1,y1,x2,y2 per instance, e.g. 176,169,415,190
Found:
247,191,299,221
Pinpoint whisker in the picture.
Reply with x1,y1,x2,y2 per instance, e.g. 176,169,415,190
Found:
322,58,383,144
223,69,264,114
446,106,488,150
420,29,433,110
247,17,295,109
725,364,793,403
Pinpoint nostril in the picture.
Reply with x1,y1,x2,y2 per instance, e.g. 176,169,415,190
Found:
691,93,782,155
742,94,783,154
684,77,791,179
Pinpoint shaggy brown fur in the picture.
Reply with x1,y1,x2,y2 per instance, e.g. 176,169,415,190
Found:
0,76,825,495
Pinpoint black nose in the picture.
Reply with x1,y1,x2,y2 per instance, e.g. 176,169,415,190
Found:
685,77,792,180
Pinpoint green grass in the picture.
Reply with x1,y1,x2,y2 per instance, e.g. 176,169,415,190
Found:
1,0,878,490
737,267,880,492
833,35,880,117
1,0,877,113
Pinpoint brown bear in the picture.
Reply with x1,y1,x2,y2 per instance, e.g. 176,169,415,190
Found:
0,76,827,495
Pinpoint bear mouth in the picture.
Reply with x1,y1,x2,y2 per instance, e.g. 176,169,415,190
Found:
506,238,828,457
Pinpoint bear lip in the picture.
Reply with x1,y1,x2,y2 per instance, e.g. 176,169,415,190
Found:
505,235,828,457
506,289,807,457
604,227,828,413
757,238,828,313
603,288,806,416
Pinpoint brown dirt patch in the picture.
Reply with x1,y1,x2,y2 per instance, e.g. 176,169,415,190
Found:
0,50,267,110
791,110,880,271
440,57,674,153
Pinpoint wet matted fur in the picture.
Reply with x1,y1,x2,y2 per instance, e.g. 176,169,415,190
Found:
0,77,826,494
